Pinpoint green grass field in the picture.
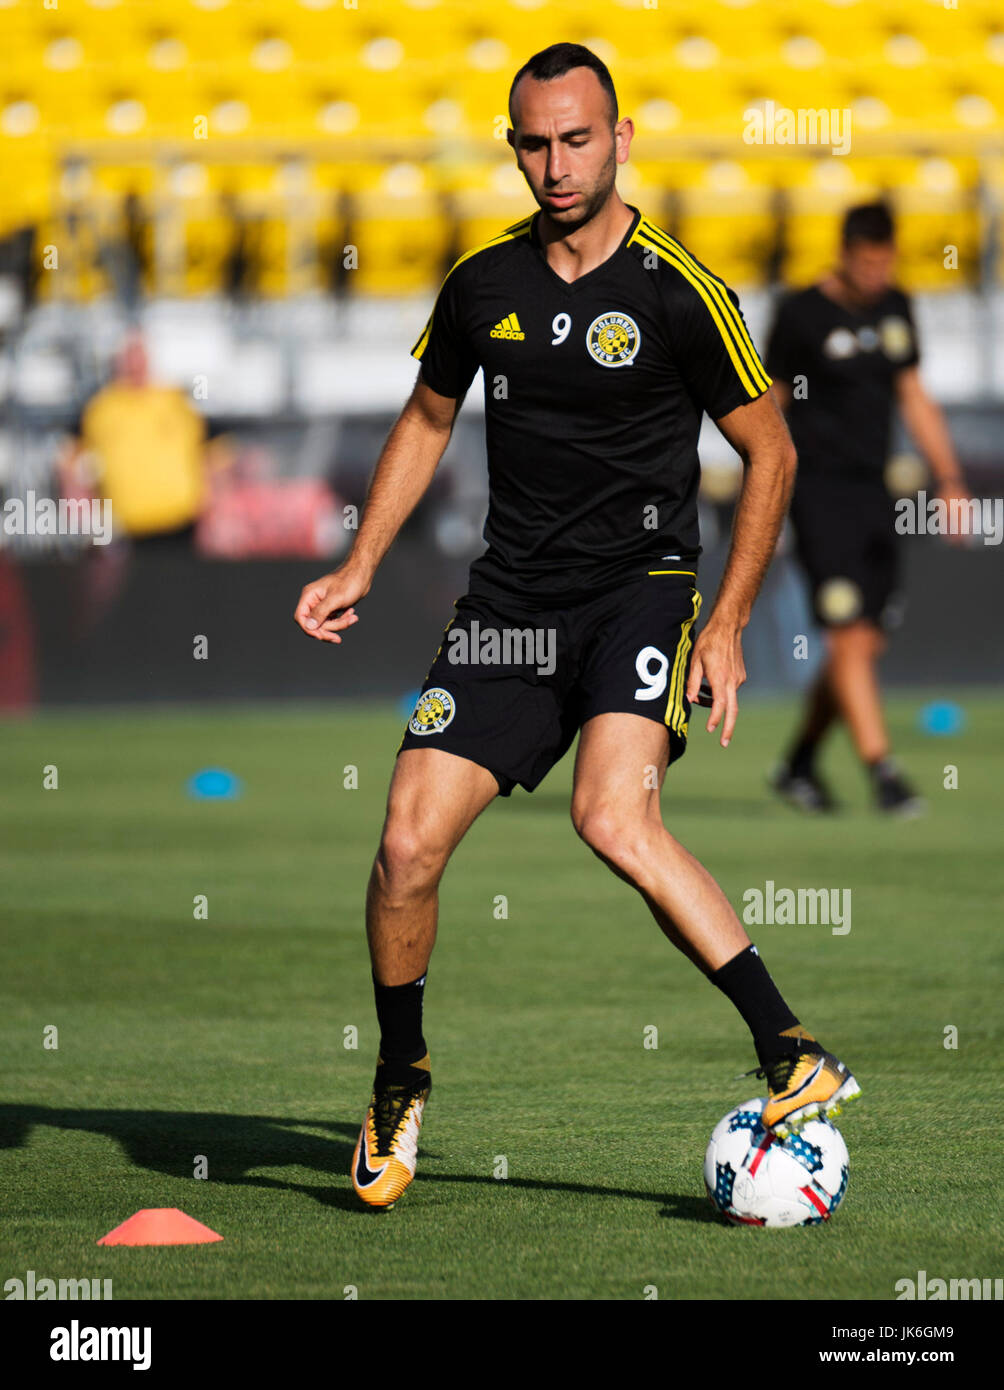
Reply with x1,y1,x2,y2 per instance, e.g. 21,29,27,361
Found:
1,693,1001,1300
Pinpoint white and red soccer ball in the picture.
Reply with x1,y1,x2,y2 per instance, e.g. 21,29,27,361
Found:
704,1097,849,1228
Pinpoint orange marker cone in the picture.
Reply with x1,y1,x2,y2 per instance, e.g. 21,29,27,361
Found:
97,1208,223,1246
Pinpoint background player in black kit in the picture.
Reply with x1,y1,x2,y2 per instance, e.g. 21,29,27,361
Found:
294,44,860,1210
766,202,971,816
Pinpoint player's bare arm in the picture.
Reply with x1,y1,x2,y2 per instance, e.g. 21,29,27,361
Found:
686,391,797,747
895,366,971,538
293,373,460,642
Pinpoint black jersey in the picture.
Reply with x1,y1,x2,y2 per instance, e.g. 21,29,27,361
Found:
411,204,771,605
765,284,920,480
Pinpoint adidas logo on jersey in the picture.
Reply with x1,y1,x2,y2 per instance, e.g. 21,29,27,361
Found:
490,312,525,341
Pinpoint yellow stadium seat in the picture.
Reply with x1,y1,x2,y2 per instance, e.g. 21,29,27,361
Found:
167,0,258,62
625,63,748,138
673,160,776,287
889,156,982,291
287,67,433,141
32,68,100,138
342,160,452,295
794,0,881,53
0,145,52,235
452,158,533,251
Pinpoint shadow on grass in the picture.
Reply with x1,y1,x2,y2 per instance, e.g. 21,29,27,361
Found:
0,1104,717,1222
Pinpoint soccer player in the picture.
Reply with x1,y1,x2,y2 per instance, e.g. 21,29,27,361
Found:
766,202,970,815
294,44,860,1210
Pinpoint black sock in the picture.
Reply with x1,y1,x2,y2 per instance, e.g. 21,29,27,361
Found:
373,971,428,1071
710,945,803,1066
787,735,818,777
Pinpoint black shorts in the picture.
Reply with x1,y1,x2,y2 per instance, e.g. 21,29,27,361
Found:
396,569,703,796
789,474,903,630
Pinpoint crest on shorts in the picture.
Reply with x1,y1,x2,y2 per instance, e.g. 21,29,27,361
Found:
586,312,640,367
408,687,456,735
818,577,863,624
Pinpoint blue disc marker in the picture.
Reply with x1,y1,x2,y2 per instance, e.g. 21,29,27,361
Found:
918,701,965,736
188,768,243,799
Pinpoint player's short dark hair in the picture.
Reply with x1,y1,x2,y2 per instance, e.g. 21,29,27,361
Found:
508,43,619,127
841,201,896,247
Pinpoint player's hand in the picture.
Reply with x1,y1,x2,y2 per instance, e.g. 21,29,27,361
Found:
934,480,975,547
686,619,747,748
293,564,370,644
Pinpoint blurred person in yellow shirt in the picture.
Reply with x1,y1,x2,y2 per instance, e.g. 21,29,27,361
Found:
76,332,208,546
56,331,209,643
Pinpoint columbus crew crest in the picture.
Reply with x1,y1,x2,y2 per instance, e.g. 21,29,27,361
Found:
586,312,641,367
408,687,456,735
879,315,913,362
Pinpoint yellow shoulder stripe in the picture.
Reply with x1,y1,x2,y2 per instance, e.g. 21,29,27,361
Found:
631,219,771,396
637,216,770,389
411,216,534,360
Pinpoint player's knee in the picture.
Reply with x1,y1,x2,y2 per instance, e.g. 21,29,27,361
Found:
572,801,637,870
827,620,876,658
376,815,448,892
